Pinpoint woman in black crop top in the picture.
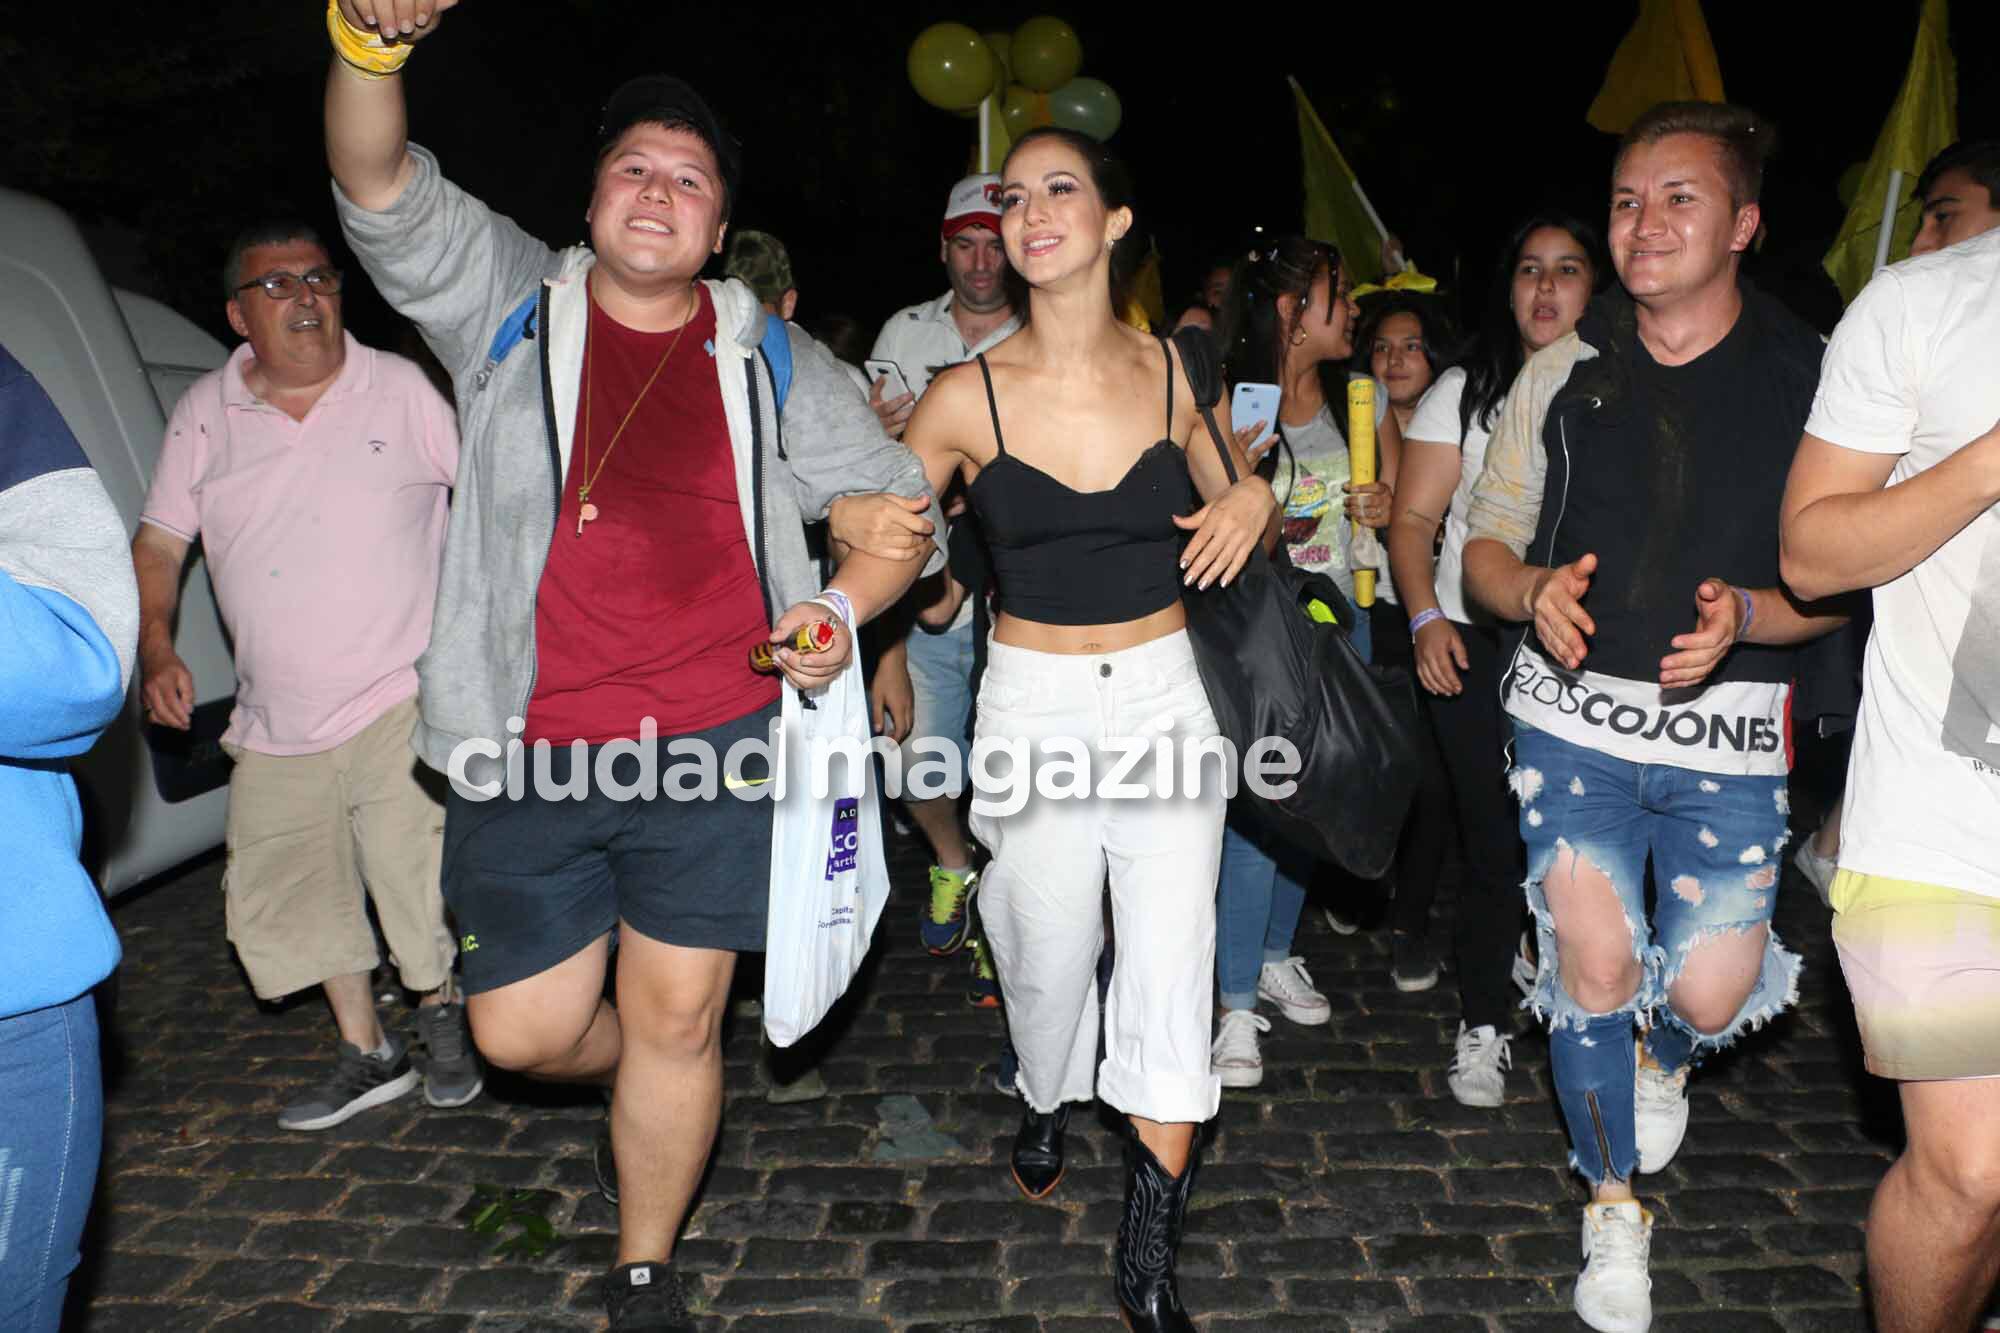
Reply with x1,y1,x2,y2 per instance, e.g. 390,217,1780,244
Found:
900,128,1276,1332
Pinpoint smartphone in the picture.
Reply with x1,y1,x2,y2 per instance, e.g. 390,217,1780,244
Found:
1230,382,1281,450
864,358,912,401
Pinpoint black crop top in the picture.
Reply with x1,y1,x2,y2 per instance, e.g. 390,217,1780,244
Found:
966,341,1192,626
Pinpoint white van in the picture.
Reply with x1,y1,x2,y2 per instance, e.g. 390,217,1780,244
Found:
0,187,236,894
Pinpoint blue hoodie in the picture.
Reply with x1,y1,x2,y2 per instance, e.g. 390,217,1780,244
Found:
0,343,138,1018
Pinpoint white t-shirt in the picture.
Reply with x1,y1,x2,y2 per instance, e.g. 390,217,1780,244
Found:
1804,226,2000,899
873,292,1021,633
1404,366,1494,626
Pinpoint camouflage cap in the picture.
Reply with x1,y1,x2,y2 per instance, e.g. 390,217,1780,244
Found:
722,229,795,306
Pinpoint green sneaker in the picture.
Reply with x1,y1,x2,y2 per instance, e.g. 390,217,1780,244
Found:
920,865,978,956
968,935,1002,1009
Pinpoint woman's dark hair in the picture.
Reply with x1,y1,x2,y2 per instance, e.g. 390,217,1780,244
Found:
1349,292,1460,395
1214,235,1343,403
805,313,871,370
1000,127,1141,318
1457,213,1608,442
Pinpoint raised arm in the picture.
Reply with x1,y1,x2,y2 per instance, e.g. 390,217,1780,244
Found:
324,1,458,210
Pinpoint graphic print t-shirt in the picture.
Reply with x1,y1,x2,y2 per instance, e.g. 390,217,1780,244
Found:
1805,227,2000,898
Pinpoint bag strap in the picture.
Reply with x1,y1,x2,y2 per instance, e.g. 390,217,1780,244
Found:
1168,327,1238,486
759,314,794,414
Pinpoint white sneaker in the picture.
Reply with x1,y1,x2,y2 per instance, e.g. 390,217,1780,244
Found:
1320,905,1361,936
1446,1022,1513,1108
1511,929,1538,999
1575,1201,1653,1332
1210,1009,1271,1088
1633,1042,1690,1174
1792,838,1837,907
1256,957,1332,1026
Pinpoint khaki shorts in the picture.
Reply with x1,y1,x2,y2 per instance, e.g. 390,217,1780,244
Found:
1831,869,2000,1081
223,697,453,1000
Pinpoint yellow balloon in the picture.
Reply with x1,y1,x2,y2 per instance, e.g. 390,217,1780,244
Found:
1000,83,1038,138
983,30,1013,81
908,23,997,112
1011,16,1082,93
952,51,1009,118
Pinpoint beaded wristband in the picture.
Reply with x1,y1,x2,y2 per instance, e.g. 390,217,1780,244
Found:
1408,607,1446,635
326,0,413,79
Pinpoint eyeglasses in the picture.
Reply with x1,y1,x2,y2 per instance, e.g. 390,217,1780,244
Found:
235,267,344,300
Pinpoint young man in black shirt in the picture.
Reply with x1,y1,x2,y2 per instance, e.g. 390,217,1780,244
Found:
1462,102,1846,1332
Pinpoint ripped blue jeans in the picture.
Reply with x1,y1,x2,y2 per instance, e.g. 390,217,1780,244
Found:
1510,724,1800,1184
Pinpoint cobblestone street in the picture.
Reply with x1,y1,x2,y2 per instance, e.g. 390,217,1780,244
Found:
74,802,1890,1332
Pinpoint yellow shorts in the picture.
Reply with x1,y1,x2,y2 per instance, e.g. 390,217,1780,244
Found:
1830,870,2000,1081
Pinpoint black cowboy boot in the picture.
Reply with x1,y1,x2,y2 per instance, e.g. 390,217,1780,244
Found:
1010,1104,1069,1199
1114,1126,1203,1331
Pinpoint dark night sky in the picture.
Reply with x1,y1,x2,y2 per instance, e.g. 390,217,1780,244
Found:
10,3,1995,354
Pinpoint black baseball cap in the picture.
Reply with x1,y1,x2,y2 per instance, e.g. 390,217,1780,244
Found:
596,75,742,216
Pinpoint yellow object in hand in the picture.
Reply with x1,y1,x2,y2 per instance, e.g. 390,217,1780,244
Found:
1347,379,1377,609
326,0,414,80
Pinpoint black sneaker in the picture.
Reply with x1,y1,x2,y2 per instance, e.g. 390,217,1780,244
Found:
418,999,484,1109
1391,931,1441,992
604,1261,694,1330
278,1037,419,1131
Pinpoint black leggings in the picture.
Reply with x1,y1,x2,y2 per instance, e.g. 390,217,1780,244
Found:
1424,622,1527,1031
1367,603,1454,944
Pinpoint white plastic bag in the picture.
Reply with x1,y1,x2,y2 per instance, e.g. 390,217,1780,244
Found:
762,658,890,1047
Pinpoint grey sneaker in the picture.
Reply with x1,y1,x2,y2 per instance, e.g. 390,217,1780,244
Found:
278,1037,419,1131
418,1000,483,1109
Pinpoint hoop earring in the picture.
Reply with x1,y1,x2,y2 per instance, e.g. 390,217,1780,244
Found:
1289,328,1308,346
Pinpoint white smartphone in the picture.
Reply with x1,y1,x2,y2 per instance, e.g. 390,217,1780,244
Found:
864,358,912,401
1230,381,1281,450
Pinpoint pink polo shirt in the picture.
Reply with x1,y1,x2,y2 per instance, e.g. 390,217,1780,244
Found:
141,334,459,756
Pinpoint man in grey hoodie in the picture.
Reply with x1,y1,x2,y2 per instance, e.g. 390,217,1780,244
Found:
325,4,944,1327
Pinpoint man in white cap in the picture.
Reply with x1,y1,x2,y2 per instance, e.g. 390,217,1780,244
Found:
866,175,1019,982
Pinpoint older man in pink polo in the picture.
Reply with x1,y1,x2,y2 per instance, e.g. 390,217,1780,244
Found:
132,220,477,1130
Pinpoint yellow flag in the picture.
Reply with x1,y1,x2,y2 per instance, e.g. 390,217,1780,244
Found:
1290,76,1386,286
1822,0,1958,304
1130,243,1166,331
1586,0,1726,135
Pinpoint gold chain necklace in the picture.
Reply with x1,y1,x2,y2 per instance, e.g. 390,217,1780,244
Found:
574,286,697,536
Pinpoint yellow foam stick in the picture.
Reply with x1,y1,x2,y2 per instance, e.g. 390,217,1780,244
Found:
326,0,414,80
1346,379,1377,609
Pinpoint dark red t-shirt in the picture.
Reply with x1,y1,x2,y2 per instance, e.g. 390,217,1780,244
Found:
524,286,778,744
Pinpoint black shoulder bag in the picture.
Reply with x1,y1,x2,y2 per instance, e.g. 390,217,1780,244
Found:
1170,328,1421,879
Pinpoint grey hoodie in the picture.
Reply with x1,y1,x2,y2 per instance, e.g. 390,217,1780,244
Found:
334,147,943,779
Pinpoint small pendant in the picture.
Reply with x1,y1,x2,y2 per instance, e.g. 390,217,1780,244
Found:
577,501,599,536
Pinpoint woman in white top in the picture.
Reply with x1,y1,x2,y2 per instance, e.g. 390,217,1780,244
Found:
1385,213,1606,1107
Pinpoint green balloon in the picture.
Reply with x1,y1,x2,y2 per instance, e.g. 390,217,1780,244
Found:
908,23,997,112
1011,16,1082,93
1001,83,1039,138
1047,76,1121,141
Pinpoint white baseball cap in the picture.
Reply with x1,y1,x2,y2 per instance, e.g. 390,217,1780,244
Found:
942,174,1003,239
